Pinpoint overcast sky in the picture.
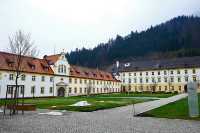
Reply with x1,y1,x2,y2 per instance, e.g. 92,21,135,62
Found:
0,0,199,57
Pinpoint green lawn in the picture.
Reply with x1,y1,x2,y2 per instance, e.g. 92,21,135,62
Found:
0,92,175,112
92,92,176,98
21,96,146,112
140,94,200,120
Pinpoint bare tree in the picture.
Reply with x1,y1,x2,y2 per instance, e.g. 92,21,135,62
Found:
8,30,39,114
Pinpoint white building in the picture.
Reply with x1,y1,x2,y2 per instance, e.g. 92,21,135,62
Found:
0,51,121,99
115,57,200,93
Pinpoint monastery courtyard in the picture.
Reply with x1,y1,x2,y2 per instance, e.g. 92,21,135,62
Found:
1,94,200,133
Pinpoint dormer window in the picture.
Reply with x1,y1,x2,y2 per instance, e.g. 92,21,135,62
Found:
84,72,89,75
93,73,97,77
31,65,35,70
6,58,14,67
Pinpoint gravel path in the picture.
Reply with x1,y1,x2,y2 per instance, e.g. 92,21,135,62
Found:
1,93,199,133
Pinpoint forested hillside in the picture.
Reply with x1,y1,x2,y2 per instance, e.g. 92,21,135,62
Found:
66,16,200,69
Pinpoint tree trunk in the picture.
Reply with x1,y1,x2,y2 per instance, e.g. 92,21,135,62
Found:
13,74,19,114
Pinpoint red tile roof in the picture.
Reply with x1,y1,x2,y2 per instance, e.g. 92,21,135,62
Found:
0,51,119,82
44,54,61,65
0,51,54,75
70,65,118,82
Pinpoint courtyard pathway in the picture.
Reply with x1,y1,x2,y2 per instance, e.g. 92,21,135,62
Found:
1,93,200,133
133,93,188,115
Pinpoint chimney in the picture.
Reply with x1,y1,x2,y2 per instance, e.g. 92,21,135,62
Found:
116,61,119,68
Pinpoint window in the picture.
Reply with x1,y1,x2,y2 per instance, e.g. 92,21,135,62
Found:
140,78,143,83
58,65,66,73
68,87,72,93
192,69,196,74
185,76,188,82
41,76,45,82
123,73,125,76
170,71,173,75
129,73,131,76
64,66,66,73
80,88,82,93
164,77,167,82
69,78,72,83
20,86,24,94
50,77,54,82
158,71,160,75
165,86,167,91
84,88,87,93
84,79,87,84
134,78,137,83
74,87,77,93
21,74,26,81
158,77,161,82
134,73,136,76
193,76,197,82
123,79,125,83
31,86,35,94
178,77,181,82
171,86,174,91
159,86,161,91
152,77,155,83
135,86,137,91
152,72,154,75
9,74,14,80
32,76,36,81
164,71,167,75
146,78,148,83
170,77,174,82
49,87,53,93
80,79,82,84
41,87,44,94
177,70,180,74
128,78,131,83
140,72,142,76
185,69,188,74
74,78,77,84
179,86,182,91
7,86,12,94
93,88,95,93
146,72,148,76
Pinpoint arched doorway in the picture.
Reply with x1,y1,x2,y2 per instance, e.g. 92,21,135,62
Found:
57,87,65,97
184,85,187,93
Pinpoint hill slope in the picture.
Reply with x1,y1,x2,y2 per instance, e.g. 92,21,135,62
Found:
66,16,200,69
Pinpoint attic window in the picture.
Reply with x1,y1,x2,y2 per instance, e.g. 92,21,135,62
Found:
28,62,35,70
93,73,97,77
106,75,110,78
84,72,89,75
47,60,54,65
41,63,49,71
100,74,104,78
75,69,80,74
6,58,14,67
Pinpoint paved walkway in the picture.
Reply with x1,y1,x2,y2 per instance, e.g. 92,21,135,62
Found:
133,93,188,115
1,93,200,133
